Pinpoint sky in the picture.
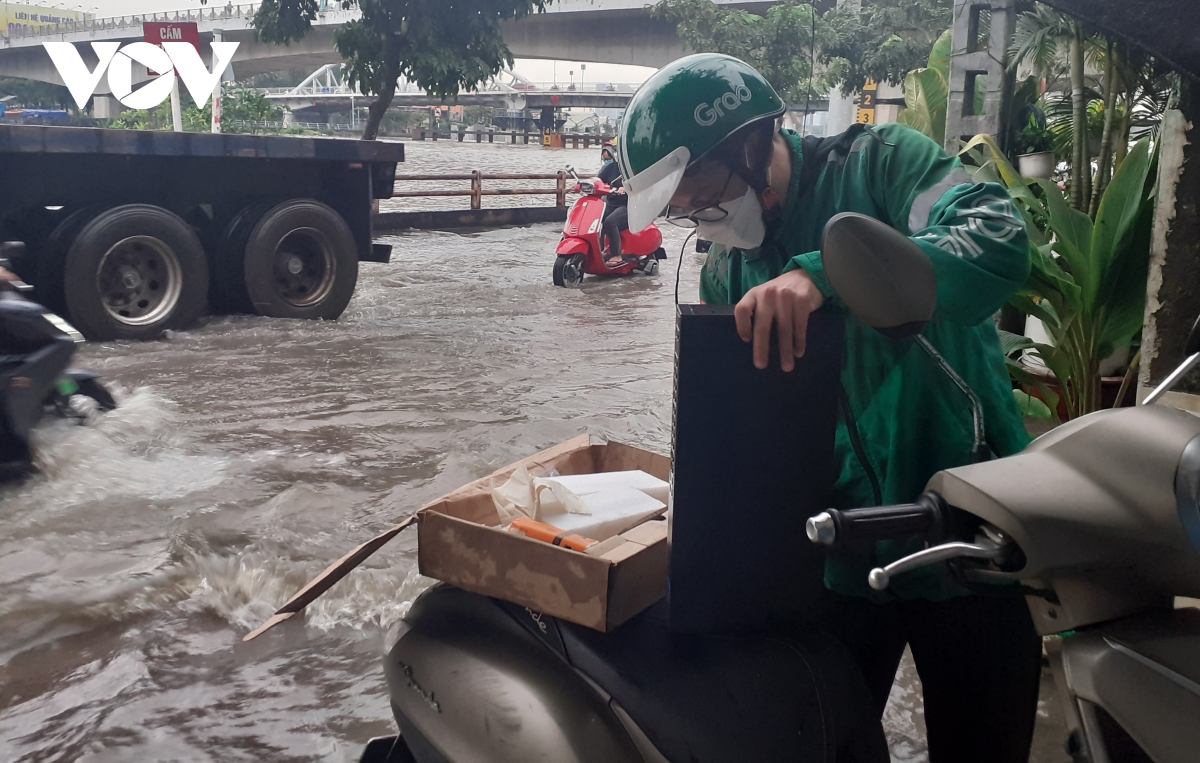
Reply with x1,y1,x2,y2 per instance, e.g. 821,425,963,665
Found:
66,0,659,87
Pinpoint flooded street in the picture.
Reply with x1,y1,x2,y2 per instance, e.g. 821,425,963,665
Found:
0,142,1065,762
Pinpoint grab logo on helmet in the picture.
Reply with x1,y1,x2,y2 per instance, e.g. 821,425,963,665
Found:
693,83,754,126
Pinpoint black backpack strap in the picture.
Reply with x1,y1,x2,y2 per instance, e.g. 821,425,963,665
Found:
796,123,874,202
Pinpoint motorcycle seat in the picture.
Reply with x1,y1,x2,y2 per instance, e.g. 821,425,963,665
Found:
498,597,888,763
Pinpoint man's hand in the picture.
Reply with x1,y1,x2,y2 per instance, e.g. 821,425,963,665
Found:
0,267,16,284
734,269,825,372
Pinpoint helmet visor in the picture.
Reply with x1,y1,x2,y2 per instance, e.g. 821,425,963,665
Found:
624,145,691,232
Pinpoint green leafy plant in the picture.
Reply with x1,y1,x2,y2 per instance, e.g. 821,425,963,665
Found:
897,29,950,146
963,133,1157,419
1015,113,1056,155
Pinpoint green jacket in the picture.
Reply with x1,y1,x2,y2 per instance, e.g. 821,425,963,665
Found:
699,124,1031,601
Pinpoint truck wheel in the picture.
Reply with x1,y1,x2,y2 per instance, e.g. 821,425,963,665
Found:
211,201,273,314
33,207,103,313
63,205,208,341
241,199,357,319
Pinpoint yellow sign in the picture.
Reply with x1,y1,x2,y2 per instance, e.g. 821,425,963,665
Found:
3,3,89,35
856,78,878,125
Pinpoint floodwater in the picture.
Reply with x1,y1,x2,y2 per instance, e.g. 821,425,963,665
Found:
0,140,1067,763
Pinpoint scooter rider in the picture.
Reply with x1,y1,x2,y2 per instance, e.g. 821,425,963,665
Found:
598,140,632,267
618,54,1041,763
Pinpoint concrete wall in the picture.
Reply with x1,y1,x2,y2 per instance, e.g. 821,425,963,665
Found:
1139,78,1200,407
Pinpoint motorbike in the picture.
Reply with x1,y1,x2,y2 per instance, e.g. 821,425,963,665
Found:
0,245,116,476
358,212,1200,763
804,218,1200,763
553,165,666,288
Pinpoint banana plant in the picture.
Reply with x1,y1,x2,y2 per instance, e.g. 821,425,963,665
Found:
898,29,950,146
962,134,1158,419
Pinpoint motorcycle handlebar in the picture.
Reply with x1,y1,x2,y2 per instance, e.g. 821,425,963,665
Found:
807,492,947,546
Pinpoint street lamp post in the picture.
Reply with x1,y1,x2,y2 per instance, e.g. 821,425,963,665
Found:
211,29,224,133
580,63,586,92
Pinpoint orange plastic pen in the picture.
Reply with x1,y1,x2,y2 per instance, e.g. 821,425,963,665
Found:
509,518,598,552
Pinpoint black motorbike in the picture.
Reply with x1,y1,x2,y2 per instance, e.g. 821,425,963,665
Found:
0,245,116,476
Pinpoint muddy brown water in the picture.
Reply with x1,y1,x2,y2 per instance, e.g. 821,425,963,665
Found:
0,141,1067,762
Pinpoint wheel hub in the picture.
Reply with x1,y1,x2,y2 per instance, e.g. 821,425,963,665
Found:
273,228,335,307
97,236,183,326
120,267,142,290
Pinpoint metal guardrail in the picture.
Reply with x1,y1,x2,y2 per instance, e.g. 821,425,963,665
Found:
228,119,357,131
393,171,571,210
412,129,616,147
4,3,265,39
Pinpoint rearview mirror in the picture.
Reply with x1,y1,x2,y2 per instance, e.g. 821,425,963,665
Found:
821,213,936,339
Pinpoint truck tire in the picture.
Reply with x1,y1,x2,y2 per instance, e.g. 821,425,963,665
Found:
32,207,103,313
241,199,358,320
63,205,209,341
211,201,274,314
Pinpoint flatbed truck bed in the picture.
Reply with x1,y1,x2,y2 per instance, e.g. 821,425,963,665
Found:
0,124,404,340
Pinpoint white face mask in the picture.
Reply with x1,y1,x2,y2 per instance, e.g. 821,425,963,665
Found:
695,186,766,249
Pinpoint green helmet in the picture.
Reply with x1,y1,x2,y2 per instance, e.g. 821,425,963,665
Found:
618,53,785,232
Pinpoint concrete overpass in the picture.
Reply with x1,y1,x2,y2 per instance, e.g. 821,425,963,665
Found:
0,0,777,90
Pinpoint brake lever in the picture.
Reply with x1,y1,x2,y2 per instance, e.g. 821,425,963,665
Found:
867,536,1007,591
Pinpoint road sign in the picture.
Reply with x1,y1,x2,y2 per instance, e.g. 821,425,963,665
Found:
856,78,877,125
143,21,200,75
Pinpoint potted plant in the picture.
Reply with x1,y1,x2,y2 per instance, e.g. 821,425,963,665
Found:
1015,110,1058,179
961,134,1158,421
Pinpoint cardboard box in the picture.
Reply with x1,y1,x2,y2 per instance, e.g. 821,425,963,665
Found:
417,434,670,632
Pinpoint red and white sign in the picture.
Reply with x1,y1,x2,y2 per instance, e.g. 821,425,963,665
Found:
143,22,200,75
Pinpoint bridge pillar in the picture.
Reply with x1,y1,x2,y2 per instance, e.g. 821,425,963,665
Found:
92,96,124,120
283,110,296,127
537,106,555,132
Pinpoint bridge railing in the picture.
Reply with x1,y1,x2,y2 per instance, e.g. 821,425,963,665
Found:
393,171,571,210
4,4,259,40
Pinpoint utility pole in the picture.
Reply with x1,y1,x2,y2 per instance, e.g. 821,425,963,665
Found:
211,28,223,133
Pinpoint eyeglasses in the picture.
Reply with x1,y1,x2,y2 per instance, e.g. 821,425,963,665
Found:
664,166,734,228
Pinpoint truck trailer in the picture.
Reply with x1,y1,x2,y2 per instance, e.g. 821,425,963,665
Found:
0,124,403,341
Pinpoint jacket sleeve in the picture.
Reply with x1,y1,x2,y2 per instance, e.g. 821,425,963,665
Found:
789,125,1030,326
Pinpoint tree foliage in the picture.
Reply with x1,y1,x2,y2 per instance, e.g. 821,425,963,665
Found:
821,0,953,93
0,77,72,110
652,0,952,101
650,0,835,103
250,0,550,139
107,87,282,133
1007,2,1174,214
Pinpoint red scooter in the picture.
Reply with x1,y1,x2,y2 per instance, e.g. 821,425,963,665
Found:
553,166,665,287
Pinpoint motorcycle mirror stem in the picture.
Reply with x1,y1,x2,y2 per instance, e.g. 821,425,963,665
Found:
1143,313,1200,405
820,214,988,462
565,164,580,181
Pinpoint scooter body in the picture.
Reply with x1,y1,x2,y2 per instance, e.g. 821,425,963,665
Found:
363,585,886,763
553,178,665,287
0,286,115,472
920,404,1200,763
